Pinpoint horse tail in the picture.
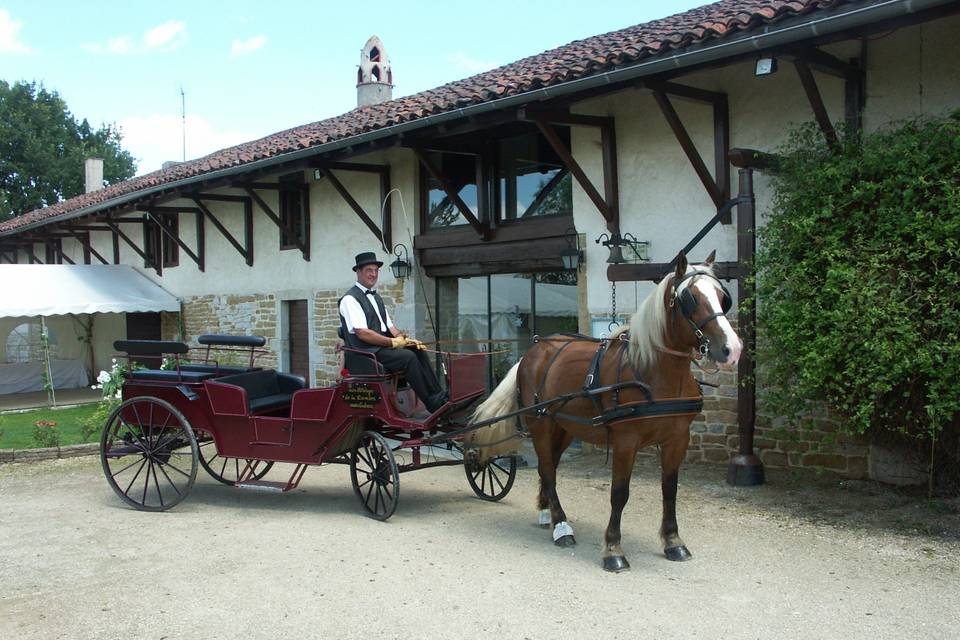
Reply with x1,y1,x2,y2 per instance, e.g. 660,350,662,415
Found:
466,361,521,464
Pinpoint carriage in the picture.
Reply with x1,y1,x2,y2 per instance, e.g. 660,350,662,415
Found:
99,334,517,520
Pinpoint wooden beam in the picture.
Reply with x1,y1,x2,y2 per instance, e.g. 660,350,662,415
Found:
606,260,741,282
192,193,250,203
316,168,384,246
311,161,389,174
713,93,731,223
644,80,727,105
413,148,488,239
380,166,392,252
192,197,253,266
105,219,159,275
244,187,309,260
145,211,203,270
728,148,782,172
533,118,613,223
793,59,840,149
517,107,611,128
601,120,620,232
651,90,725,209
64,228,108,264
782,47,860,80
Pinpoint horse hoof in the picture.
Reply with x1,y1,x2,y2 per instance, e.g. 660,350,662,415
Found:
664,545,692,561
554,535,577,548
602,555,631,572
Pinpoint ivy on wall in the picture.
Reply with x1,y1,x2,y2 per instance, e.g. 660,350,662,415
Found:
754,112,960,488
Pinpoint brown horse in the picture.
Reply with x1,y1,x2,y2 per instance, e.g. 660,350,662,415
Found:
467,251,742,571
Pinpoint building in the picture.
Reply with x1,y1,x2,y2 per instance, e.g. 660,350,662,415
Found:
2,0,958,482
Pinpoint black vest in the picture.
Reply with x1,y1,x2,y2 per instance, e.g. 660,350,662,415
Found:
338,285,391,352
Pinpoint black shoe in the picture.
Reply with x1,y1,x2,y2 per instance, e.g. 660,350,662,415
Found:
426,391,449,413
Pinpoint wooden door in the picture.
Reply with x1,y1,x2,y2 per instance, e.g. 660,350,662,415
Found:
125,312,161,367
286,300,309,382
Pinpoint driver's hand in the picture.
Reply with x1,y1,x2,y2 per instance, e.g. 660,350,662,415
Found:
390,336,406,349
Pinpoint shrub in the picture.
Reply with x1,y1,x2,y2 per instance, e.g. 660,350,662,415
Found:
32,420,61,448
755,112,960,491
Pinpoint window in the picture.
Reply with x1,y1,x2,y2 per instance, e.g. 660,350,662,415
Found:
424,152,479,230
79,232,92,264
279,172,309,250
497,131,571,220
45,239,63,264
4,322,58,364
421,126,571,231
143,217,161,269
160,215,179,267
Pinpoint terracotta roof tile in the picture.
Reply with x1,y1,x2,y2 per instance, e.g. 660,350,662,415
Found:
1,0,845,234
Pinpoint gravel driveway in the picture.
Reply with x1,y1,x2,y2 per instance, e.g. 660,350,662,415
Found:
1,451,957,640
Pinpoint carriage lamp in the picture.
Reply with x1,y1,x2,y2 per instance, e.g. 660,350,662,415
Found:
755,56,778,76
595,232,649,264
390,243,412,279
560,228,583,271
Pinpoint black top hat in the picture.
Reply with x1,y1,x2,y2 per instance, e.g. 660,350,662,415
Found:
352,251,384,271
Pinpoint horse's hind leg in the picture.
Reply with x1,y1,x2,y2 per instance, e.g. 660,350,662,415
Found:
660,435,692,561
531,419,576,547
602,438,639,572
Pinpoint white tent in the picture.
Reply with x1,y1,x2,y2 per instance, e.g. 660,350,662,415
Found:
0,265,180,395
0,265,179,317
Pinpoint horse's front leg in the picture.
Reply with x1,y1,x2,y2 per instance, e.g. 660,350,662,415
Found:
660,435,692,561
531,419,576,547
602,437,638,572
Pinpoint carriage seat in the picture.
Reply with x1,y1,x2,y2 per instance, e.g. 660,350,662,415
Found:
179,363,260,376
215,370,306,413
129,369,216,383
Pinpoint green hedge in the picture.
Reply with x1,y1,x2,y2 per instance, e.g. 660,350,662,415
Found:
755,112,960,469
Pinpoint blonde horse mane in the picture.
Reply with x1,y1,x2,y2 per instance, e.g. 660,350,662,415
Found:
611,262,716,373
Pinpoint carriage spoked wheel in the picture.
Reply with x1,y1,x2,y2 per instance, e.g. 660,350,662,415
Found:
197,439,274,485
464,451,517,501
350,431,399,521
99,397,198,512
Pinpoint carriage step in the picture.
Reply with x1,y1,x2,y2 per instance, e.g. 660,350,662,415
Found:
235,480,291,493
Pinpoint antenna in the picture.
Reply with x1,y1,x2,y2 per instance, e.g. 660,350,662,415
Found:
180,85,186,162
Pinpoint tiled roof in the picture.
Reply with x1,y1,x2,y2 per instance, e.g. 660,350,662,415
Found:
1,0,844,234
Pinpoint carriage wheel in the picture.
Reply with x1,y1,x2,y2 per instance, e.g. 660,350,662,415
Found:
464,453,517,502
198,438,274,485
99,397,198,512
350,431,399,521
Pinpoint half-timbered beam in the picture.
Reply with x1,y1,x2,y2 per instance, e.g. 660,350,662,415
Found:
192,196,253,266
64,228,109,265
145,210,203,271
413,148,488,239
244,187,309,260
533,119,613,224
317,167,385,246
105,219,159,275
793,59,840,149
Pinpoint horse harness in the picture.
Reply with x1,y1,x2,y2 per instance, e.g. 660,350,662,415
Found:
670,270,732,357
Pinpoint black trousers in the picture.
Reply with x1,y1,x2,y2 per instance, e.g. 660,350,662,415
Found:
375,347,442,405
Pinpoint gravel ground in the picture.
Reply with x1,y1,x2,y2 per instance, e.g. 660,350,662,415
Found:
1,450,958,640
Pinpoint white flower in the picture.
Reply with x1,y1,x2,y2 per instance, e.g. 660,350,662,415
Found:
111,358,117,364
114,389,122,399
96,371,111,384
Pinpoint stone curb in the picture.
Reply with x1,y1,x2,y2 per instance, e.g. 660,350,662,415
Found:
0,443,99,464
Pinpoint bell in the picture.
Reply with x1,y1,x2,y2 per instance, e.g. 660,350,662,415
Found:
606,245,626,264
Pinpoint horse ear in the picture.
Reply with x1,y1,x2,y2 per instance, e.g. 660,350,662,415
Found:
674,251,687,278
704,249,716,267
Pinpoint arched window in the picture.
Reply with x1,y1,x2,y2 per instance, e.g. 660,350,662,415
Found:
4,322,58,363
357,67,363,83
387,69,393,85
371,65,381,82
369,46,380,62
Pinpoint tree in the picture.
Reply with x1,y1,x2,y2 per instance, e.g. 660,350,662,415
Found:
0,80,136,221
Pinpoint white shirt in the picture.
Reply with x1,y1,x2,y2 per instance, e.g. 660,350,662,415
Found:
339,282,394,334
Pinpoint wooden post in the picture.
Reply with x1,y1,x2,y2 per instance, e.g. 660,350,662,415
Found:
727,167,764,486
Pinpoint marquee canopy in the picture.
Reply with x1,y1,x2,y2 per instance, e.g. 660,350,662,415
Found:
0,265,180,318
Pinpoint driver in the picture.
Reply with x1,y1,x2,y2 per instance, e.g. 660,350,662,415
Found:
338,251,448,413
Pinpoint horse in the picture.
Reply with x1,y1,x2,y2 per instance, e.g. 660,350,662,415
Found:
466,250,742,572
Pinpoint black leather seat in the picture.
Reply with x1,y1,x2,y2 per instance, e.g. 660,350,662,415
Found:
129,369,215,383
216,370,306,413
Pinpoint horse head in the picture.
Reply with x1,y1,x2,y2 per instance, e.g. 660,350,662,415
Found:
669,250,743,365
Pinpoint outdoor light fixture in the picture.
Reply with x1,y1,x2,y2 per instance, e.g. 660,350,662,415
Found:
560,228,583,271
595,232,649,264
389,243,412,279
755,56,778,76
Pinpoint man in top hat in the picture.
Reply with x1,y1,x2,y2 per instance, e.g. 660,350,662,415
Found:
338,251,448,413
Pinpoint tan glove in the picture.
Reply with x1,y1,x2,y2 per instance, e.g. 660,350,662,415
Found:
408,338,426,350
390,335,407,349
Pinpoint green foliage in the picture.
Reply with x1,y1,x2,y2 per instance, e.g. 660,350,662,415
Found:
31,420,61,448
0,80,137,220
755,112,960,444
80,400,119,442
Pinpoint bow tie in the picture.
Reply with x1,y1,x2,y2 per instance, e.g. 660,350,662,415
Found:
365,289,376,295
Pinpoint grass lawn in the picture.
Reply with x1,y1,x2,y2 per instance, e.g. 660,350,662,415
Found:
0,403,106,450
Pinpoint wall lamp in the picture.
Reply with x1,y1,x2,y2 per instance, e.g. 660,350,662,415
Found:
390,243,412,279
755,56,778,76
595,232,649,264
560,228,583,271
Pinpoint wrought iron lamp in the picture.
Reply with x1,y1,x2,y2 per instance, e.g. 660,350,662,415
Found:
389,243,412,279
560,228,583,271
595,232,649,264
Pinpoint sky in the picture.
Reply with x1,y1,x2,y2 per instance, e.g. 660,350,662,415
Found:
1,1,707,175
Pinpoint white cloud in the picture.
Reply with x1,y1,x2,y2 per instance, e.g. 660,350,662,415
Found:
447,51,499,74
118,113,254,175
0,9,30,54
82,20,186,55
230,35,266,58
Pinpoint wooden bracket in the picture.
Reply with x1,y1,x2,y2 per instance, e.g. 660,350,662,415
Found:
793,58,840,149
145,209,204,271
244,187,309,261
192,195,253,267
105,219,159,275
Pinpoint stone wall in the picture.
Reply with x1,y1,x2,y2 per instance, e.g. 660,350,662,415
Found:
179,294,279,368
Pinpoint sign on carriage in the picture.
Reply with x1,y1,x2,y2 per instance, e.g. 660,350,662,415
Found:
341,383,381,409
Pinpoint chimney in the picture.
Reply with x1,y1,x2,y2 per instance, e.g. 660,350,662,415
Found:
357,35,393,107
84,158,104,193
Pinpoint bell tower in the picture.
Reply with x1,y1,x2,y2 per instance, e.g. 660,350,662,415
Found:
357,36,393,107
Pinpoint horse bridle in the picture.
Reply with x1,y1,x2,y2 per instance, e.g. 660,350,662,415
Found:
669,270,732,356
